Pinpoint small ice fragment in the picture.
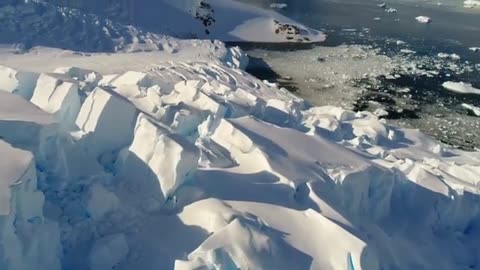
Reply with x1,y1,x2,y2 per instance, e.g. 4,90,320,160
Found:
462,103,480,116
270,3,288,9
400,49,416,54
415,16,431,23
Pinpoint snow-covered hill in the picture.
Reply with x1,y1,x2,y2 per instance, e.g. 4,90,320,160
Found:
0,0,325,52
1,40,480,270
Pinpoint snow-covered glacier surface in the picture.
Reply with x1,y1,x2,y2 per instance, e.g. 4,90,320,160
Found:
1,41,480,270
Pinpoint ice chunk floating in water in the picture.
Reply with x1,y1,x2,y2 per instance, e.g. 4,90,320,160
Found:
442,81,480,95
415,16,432,23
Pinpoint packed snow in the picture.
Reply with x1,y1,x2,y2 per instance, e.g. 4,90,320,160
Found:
1,38,480,270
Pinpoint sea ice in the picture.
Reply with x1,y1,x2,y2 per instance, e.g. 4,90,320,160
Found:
442,81,480,95
462,103,480,116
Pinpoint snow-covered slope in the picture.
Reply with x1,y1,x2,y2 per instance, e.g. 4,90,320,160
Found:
0,0,325,52
1,42,480,270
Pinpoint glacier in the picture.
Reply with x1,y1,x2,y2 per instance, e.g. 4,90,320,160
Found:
0,1,480,270
1,40,480,269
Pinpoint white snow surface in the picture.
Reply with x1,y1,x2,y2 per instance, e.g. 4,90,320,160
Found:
1,41,480,270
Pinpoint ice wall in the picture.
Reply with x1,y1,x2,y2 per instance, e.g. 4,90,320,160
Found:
0,135,61,270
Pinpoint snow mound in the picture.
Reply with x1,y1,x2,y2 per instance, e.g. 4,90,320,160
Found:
1,45,480,270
